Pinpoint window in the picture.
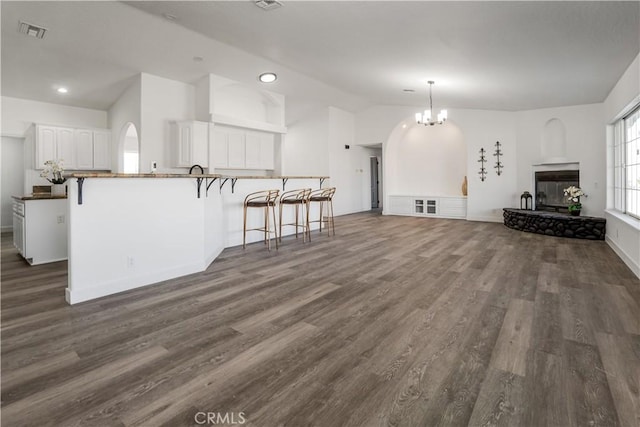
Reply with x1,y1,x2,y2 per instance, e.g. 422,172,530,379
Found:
614,105,640,218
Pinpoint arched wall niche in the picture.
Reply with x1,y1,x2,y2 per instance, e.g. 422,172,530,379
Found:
541,118,567,162
384,118,467,199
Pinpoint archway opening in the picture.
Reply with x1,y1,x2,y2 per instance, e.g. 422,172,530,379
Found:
120,123,139,173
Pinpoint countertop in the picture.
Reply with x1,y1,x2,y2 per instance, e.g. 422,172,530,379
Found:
13,195,68,201
219,175,328,179
68,173,328,180
68,173,222,179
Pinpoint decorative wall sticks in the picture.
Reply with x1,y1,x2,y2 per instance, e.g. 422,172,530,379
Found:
478,148,487,182
494,141,504,176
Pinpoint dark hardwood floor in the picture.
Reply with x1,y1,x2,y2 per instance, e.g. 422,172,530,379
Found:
2,212,639,426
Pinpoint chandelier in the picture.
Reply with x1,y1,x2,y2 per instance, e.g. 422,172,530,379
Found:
415,81,447,126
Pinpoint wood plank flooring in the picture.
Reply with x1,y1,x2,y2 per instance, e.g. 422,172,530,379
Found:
2,212,639,426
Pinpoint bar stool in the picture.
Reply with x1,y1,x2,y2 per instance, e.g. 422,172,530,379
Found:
243,189,280,251
279,188,311,243
307,187,336,238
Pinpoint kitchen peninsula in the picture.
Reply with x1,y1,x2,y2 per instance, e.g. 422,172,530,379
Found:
65,173,328,304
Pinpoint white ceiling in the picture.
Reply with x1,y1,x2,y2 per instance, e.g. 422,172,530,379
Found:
2,1,639,114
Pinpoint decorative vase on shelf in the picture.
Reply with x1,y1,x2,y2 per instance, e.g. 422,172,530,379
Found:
461,176,468,196
51,184,66,196
569,209,581,216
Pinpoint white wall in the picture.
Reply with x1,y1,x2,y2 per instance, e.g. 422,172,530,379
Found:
603,53,640,278
1,96,107,137
515,103,605,217
358,105,517,222
282,107,330,176
385,122,466,196
67,178,224,304
108,75,141,173
604,53,640,123
328,107,368,216
139,73,196,173
1,137,25,231
455,109,518,222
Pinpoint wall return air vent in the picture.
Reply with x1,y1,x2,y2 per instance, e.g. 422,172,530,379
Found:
18,21,47,39
255,0,283,11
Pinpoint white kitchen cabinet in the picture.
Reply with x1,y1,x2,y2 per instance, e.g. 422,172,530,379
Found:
227,130,246,168
244,132,262,169
92,130,111,170
75,129,94,169
75,129,111,170
171,121,209,168
211,126,275,170
260,133,275,170
387,195,466,219
36,125,76,169
34,124,110,170
12,197,68,265
212,128,229,168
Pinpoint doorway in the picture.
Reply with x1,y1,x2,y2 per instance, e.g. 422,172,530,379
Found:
120,123,139,173
370,156,380,209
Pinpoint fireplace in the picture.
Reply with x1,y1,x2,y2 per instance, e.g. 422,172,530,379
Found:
535,170,579,212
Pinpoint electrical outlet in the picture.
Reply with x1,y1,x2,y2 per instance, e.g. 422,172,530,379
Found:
127,256,135,268
56,215,65,224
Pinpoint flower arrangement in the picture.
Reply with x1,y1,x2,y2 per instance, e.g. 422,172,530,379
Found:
563,185,586,214
40,159,66,184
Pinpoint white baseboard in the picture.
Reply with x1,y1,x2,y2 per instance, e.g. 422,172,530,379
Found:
606,236,640,279
66,261,205,305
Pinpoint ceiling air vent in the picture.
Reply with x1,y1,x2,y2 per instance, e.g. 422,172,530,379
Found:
255,0,283,11
18,21,47,39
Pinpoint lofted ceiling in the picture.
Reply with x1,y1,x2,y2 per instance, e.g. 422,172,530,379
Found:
2,1,639,114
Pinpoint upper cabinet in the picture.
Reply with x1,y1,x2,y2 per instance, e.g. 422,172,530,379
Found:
171,121,209,168
211,126,275,171
92,130,112,170
33,124,111,171
36,125,76,169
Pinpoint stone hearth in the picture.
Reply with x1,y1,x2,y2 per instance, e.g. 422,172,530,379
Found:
503,208,605,240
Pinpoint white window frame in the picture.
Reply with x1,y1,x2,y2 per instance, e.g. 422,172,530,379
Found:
614,104,640,219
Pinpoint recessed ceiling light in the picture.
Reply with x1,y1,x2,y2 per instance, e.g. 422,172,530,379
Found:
403,89,415,92
259,72,277,83
57,87,68,94
402,124,407,128
193,56,204,62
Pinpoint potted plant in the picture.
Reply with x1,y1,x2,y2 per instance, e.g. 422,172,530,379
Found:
40,159,67,196
563,185,586,216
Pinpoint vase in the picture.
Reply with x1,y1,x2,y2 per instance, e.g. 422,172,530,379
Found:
51,184,66,196
569,210,580,216
461,176,468,196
